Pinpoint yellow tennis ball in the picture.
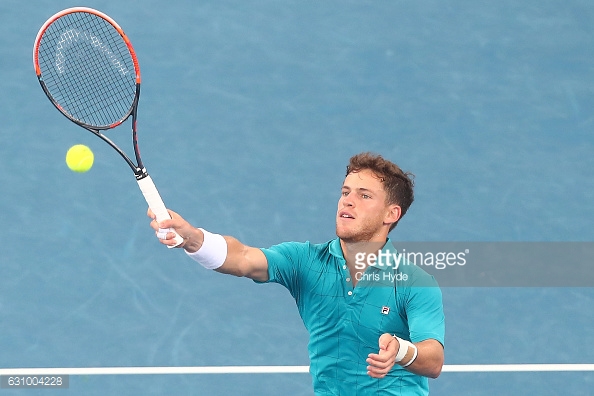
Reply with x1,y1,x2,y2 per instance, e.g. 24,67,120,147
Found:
66,144,94,173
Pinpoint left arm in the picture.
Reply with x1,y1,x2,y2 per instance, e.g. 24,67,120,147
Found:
366,334,444,379
367,269,445,379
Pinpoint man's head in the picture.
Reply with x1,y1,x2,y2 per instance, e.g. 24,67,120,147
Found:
336,153,415,242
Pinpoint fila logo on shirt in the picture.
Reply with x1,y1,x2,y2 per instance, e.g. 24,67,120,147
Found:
381,306,390,315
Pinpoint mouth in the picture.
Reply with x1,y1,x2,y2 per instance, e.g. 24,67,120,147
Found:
338,211,355,220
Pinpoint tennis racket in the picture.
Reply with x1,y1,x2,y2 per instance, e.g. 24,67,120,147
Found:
33,7,183,247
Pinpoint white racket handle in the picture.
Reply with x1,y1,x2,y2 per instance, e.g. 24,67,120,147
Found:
137,175,183,248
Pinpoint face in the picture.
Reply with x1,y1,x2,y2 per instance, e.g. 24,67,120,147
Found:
336,169,401,243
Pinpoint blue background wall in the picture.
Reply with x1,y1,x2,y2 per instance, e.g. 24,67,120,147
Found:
1,1,593,394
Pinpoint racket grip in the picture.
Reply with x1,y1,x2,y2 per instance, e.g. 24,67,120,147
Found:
137,175,183,248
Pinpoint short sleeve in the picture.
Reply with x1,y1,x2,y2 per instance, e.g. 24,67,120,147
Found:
257,241,311,298
404,269,445,346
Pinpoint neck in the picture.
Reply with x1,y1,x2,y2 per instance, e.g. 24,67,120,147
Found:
340,238,387,272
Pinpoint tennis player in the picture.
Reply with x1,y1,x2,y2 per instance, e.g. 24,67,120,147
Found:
150,152,445,395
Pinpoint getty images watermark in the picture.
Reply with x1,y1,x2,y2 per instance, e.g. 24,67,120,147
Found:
355,248,469,270
353,242,594,287
353,246,470,282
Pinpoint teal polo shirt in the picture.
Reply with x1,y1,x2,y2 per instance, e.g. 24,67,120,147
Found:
259,238,445,396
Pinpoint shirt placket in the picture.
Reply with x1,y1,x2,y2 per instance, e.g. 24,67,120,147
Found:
338,259,355,297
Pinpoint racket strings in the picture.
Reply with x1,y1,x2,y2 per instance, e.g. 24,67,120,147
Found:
37,11,137,128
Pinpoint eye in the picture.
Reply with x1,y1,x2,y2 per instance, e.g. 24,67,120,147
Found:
341,191,349,197
362,194,371,199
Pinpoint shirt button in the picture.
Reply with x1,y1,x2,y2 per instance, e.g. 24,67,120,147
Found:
348,291,353,296
343,265,347,270
346,278,351,282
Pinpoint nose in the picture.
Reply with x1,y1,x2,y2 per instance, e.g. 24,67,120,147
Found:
340,194,354,208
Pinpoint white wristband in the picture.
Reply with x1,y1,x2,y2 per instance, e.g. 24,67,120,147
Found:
185,228,227,270
394,336,414,363
402,344,418,367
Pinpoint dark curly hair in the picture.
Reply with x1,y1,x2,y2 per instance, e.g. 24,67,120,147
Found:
346,152,415,230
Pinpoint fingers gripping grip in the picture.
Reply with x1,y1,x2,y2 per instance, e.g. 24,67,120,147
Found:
137,176,183,248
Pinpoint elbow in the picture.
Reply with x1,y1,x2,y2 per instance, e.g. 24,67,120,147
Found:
214,264,245,278
422,341,444,379
406,358,443,378
427,365,443,379
426,356,444,379
419,354,444,379
218,259,267,281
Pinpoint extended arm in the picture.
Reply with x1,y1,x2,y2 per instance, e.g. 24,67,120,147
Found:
149,209,269,282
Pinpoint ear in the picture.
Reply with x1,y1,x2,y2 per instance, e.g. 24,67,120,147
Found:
384,204,401,227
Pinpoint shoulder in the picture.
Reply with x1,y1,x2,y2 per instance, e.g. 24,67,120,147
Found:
395,260,443,306
261,240,333,265
257,240,335,288
398,262,440,287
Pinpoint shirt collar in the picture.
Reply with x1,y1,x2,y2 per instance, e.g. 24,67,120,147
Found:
330,238,398,272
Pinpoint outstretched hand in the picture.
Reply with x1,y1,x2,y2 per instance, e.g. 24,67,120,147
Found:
366,333,398,378
147,208,203,252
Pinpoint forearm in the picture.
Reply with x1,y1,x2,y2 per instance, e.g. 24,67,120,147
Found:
183,227,268,281
148,209,269,282
216,236,268,281
401,339,444,378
